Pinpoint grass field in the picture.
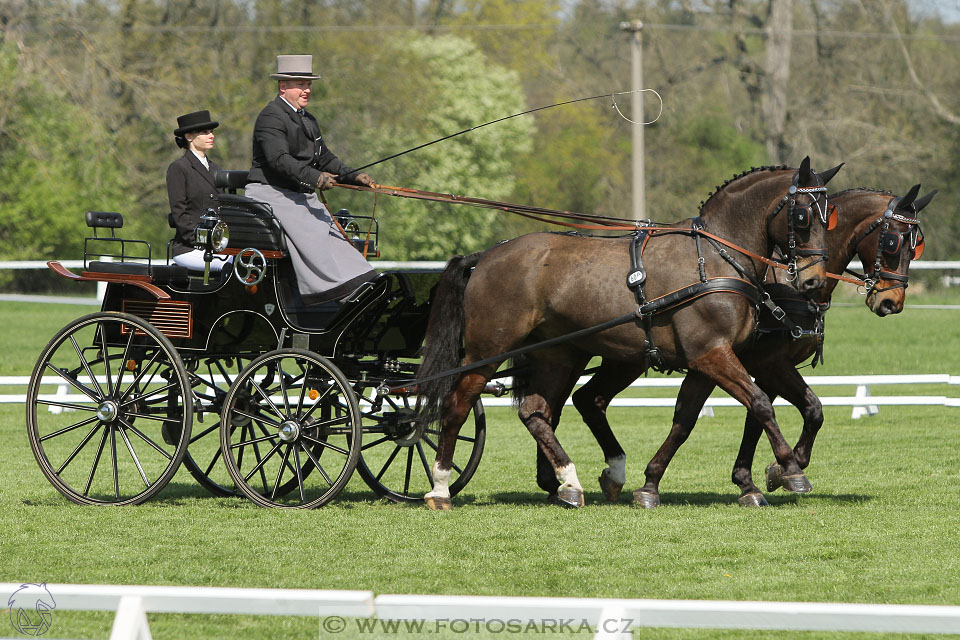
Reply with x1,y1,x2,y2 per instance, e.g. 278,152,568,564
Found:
1,295,960,639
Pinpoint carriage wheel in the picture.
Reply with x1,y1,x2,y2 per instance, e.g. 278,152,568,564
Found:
220,349,361,509
26,312,191,505
354,387,485,503
181,355,253,497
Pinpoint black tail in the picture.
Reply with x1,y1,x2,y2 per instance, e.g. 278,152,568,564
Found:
416,252,482,424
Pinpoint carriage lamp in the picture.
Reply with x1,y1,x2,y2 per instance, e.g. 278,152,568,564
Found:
194,209,230,284
194,210,230,254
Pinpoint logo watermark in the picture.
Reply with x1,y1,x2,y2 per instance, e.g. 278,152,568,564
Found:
7,583,56,637
321,615,633,636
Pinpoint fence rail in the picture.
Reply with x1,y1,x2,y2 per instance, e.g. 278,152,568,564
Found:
3,582,959,640
3,374,958,420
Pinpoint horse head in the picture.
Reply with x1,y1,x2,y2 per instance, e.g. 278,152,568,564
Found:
851,184,935,316
7,583,56,635
766,156,843,292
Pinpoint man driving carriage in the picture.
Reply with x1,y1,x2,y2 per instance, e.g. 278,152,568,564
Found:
245,54,378,305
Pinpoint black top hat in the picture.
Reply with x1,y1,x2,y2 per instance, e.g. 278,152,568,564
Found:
174,110,219,136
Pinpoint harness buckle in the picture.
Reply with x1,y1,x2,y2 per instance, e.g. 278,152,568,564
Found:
790,326,804,339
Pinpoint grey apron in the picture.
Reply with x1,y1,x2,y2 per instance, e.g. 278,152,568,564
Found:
244,183,376,303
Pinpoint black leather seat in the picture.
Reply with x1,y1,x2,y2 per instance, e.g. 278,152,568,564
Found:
86,261,190,286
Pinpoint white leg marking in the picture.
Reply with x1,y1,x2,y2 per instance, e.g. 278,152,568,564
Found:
556,463,583,492
424,462,451,500
606,455,626,486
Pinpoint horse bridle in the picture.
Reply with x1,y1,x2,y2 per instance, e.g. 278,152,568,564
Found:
846,196,924,294
765,172,833,281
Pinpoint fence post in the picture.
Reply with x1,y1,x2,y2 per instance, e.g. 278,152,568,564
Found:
851,384,879,419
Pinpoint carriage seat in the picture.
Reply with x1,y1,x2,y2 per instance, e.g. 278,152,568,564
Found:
216,194,287,253
214,170,250,193
85,260,190,286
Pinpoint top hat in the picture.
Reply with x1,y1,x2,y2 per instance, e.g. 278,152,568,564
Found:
174,110,219,136
270,54,322,80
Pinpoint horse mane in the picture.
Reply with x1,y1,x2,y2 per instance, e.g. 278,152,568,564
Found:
698,165,792,211
829,187,894,198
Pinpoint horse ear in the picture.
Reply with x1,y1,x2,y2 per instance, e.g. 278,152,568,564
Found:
913,189,938,213
798,156,811,183
898,184,921,209
819,162,844,185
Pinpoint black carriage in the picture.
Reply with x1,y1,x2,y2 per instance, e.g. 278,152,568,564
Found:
25,171,486,508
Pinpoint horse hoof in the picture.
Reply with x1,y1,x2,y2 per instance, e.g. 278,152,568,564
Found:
765,463,783,492
632,489,660,509
548,490,583,509
737,492,769,507
425,496,452,511
598,469,623,502
780,472,813,494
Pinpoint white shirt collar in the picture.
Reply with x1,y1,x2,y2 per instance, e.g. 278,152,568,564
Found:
190,149,209,170
279,96,302,113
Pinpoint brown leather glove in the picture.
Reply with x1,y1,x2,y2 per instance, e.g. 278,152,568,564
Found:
317,172,337,191
354,173,376,187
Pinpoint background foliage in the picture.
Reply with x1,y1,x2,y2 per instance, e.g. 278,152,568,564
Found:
0,0,957,272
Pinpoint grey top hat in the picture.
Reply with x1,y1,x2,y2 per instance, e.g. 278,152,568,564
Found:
270,54,321,80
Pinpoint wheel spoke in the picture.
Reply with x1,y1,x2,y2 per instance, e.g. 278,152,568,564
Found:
120,381,179,408
125,411,182,424
249,376,287,421
99,321,114,396
189,423,218,444
278,363,292,419
82,428,109,496
36,399,98,413
233,408,280,428
110,425,120,500
39,415,99,442
270,444,293,500
421,435,463,474
301,434,349,456
123,421,174,460
114,329,136,394
242,440,283,483
360,435,390,451
417,442,433,485
403,446,413,495
117,348,164,403
299,384,334,422
301,444,333,487
293,445,305,502
229,433,277,449
203,443,224,477
44,360,99,403
56,423,103,474
118,426,150,489
375,445,402,482
69,334,106,398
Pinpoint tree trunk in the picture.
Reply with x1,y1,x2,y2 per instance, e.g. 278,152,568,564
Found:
762,0,793,162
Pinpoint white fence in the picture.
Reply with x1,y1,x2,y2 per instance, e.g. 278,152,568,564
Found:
3,374,959,420
3,583,960,640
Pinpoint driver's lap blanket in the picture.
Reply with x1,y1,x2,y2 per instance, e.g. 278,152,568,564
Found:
245,183,376,304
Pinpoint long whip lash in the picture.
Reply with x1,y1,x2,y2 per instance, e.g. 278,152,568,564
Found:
347,89,662,175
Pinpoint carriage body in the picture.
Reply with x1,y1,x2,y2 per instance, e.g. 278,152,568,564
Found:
26,179,484,508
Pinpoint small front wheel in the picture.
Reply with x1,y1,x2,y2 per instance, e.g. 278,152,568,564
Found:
26,312,192,505
220,349,361,508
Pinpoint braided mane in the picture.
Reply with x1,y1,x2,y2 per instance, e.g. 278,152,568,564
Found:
829,187,894,198
698,164,792,211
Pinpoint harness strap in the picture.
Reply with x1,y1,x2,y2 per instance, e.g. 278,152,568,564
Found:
639,277,761,317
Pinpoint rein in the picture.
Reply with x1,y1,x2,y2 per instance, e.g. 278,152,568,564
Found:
337,183,820,278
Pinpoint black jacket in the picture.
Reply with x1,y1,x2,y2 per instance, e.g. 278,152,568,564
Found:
247,96,362,192
166,151,222,256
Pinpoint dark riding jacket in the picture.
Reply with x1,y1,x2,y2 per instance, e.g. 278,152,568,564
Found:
165,151,222,256
247,96,363,193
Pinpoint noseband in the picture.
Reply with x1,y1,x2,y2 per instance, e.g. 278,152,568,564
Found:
766,173,830,282
847,196,923,295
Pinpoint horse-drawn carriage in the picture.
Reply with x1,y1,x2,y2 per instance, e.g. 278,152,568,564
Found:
25,171,485,508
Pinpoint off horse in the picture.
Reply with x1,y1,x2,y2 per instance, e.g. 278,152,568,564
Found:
417,159,841,509
555,184,934,507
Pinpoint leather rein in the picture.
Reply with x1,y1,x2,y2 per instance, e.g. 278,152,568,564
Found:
336,182,862,285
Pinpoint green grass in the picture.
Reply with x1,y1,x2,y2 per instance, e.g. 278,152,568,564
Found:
2,297,960,638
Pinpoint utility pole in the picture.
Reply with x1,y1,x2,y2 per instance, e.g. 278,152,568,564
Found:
620,19,645,221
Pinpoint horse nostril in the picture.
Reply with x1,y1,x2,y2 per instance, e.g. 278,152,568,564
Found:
800,276,823,291
878,299,898,316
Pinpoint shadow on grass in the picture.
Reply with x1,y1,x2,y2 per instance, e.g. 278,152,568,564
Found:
484,490,874,508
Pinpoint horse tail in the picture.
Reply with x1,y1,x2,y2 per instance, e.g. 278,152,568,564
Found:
416,251,482,424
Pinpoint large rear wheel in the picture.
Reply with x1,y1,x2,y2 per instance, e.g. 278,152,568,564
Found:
26,312,191,505
220,349,361,509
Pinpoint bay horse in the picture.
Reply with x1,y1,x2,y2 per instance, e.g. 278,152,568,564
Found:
549,184,935,508
416,159,841,510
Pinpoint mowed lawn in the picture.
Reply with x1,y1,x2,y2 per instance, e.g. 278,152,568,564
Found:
1,293,959,639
